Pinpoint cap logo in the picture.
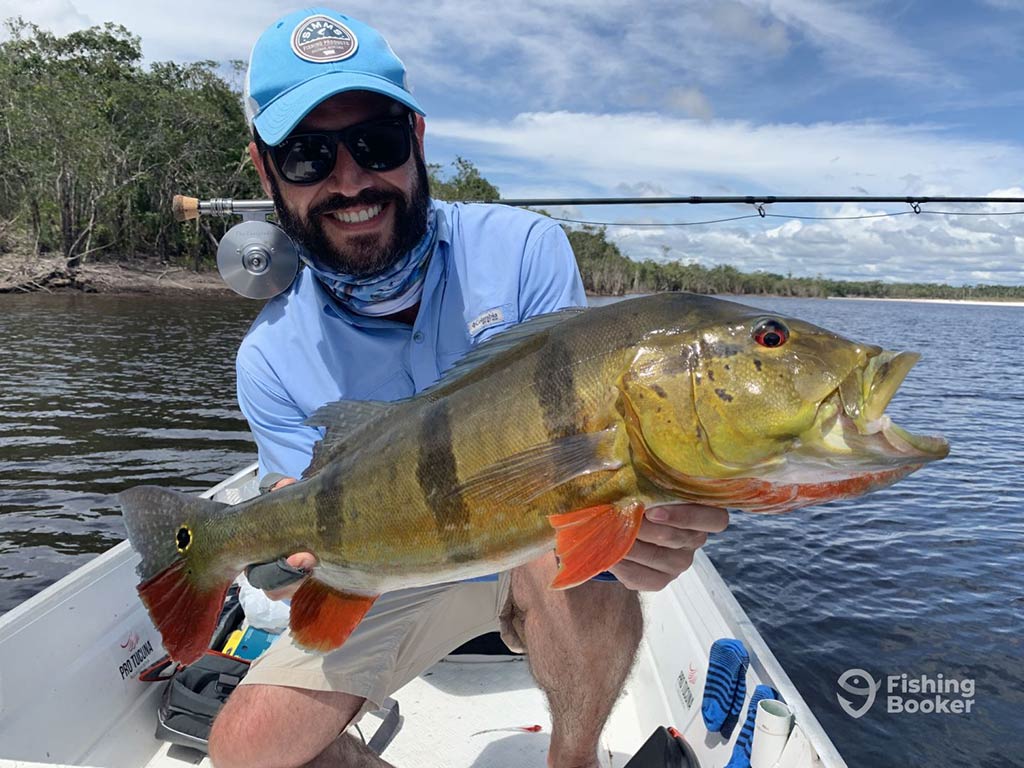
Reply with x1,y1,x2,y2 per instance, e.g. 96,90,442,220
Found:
291,15,358,63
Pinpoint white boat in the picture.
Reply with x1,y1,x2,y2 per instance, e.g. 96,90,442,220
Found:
0,463,846,768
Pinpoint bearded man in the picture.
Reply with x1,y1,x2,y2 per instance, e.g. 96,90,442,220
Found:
209,9,728,768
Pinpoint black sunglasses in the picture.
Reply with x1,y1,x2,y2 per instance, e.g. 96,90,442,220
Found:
269,115,413,185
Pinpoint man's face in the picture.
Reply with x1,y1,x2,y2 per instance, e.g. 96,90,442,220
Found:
251,91,430,278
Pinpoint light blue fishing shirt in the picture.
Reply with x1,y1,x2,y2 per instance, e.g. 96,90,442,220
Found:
236,200,587,481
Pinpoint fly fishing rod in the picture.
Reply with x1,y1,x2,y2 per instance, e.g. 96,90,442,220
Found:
172,193,1024,298
173,194,1024,221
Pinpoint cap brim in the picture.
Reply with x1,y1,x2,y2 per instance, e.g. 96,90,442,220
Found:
254,73,425,146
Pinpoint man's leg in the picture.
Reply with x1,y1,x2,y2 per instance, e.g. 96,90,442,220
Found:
208,578,508,767
209,685,392,768
507,553,644,768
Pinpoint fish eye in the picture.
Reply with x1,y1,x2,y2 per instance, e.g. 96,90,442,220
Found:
753,319,789,348
176,525,192,553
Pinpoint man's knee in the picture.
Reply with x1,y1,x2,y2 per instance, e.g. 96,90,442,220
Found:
510,554,642,647
208,683,363,768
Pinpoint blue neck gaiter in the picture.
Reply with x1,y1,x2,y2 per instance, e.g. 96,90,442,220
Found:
304,205,439,317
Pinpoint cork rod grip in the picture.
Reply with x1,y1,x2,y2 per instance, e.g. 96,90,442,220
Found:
172,195,200,222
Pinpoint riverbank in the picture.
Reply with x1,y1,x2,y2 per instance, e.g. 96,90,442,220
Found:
0,252,232,296
5,253,1024,303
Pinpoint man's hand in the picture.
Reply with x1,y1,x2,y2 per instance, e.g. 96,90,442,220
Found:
257,551,318,601
608,504,729,591
247,476,319,600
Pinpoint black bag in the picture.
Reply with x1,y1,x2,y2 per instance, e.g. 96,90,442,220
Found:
154,652,250,752
138,585,249,753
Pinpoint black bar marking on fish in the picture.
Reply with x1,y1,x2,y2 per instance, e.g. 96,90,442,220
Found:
417,402,474,561
534,336,583,440
650,384,668,399
315,469,344,550
754,359,763,372
715,388,734,402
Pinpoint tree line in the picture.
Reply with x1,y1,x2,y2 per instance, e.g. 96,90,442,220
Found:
0,20,260,272
2,19,1021,300
565,225,1024,300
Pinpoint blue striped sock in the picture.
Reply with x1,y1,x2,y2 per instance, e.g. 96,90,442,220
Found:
725,684,780,768
701,638,749,737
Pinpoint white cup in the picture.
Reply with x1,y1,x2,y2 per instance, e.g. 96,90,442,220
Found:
749,699,794,768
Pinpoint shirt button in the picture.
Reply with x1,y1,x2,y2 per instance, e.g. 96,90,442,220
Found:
413,331,424,343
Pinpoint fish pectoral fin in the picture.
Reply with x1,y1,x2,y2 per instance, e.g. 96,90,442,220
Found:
289,579,378,653
548,501,645,589
454,428,624,508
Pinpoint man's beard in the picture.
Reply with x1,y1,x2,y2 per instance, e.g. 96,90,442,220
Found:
267,145,431,278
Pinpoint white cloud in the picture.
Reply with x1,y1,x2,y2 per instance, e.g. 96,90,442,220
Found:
744,0,955,86
0,0,90,36
428,111,1023,195
0,1,799,115
427,112,1024,285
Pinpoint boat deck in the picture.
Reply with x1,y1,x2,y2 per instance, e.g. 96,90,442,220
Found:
137,653,650,768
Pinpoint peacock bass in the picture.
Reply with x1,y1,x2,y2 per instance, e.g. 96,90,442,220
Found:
120,293,949,664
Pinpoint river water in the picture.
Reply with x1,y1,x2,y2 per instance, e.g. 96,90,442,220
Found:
1,292,1021,766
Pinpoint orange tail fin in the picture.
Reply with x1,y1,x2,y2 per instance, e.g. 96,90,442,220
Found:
290,579,378,653
120,486,235,666
137,559,232,665
548,501,645,589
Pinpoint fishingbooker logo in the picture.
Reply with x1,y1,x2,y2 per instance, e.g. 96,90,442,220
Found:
836,669,879,718
837,669,975,717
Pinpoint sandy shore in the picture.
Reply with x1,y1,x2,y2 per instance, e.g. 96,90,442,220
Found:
0,252,232,296
830,296,1024,307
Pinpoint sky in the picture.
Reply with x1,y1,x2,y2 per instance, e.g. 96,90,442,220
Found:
4,0,1024,285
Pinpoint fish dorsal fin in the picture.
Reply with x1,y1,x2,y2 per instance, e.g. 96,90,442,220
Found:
420,307,587,400
302,400,399,479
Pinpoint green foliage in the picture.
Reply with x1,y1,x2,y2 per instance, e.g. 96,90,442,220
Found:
428,156,499,202
0,18,261,269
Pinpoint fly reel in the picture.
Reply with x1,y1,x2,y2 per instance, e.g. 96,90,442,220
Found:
173,195,299,299
216,220,299,299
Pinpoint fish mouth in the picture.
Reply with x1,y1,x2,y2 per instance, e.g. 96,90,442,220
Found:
808,350,949,465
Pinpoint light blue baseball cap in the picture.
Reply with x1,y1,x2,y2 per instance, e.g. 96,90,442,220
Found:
245,8,424,146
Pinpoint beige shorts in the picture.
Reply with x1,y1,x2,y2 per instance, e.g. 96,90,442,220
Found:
239,573,514,722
